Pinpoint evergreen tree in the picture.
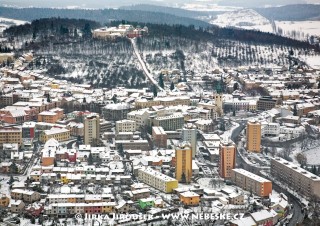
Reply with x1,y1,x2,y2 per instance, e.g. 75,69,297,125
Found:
9,163,18,174
170,81,175,91
233,82,239,91
233,109,236,117
181,172,187,183
112,94,117,104
87,153,93,165
293,104,298,116
159,74,164,89
83,23,92,37
318,82,320,89
46,93,51,103
152,85,158,97
118,144,124,157
220,121,226,131
77,135,82,143
8,175,14,184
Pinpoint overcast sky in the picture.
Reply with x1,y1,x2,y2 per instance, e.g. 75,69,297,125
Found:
1,0,320,8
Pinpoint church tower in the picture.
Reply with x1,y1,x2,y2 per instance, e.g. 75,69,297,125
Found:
214,75,224,116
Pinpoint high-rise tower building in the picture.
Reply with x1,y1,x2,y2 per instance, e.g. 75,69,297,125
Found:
175,142,193,183
219,141,236,178
84,114,100,145
246,120,261,152
182,124,197,158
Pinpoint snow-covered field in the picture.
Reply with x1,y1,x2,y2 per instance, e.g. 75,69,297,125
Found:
0,17,29,33
300,55,320,70
0,17,28,26
275,20,320,40
182,3,242,12
207,9,320,41
209,9,274,33
305,147,320,165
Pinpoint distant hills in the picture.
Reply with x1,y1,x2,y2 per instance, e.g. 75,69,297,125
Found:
120,4,215,18
255,4,320,21
0,7,210,28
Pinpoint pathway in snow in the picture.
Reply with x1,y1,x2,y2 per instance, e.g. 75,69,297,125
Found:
130,38,164,91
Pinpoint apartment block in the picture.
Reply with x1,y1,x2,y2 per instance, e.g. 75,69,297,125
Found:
246,120,261,152
22,121,36,139
257,96,277,111
84,114,100,145
0,127,22,147
127,109,154,128
152,126,167,149
115,140,149,151
231,169,272,197
38,111,59,123
102,103,131,121
175,143,193,183
137,167,178,193
219,141,236,178
135,96,190,109
45,202,116,216
271,157,320,198
152,113,184,131
11,189,41,203
181,123,197,158
116,119,136,133
39,128,70,143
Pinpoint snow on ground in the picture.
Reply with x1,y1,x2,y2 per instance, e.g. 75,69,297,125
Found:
0,17,29,33
0,176,11,196
304,147,320,165
0,17,28,26
275,20,320,40
300,55,320,70
181,3,242,12
209,9,274,33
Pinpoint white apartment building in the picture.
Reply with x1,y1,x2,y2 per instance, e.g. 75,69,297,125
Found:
127,109,155,128
271,157,320,198
279,125,305,139
136,167,178,193
182,124,197,158
152,113,184,131
115,120,136,133
261,122,280,137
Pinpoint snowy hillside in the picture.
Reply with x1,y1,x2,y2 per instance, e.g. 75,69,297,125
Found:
210,9,274,33
0,17,28,33
37,39,147,88
138,36,312,76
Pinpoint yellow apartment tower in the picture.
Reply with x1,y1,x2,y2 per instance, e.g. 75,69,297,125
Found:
219,141,236,178
246,120,261,152
84,114,100,145
175,142,192,183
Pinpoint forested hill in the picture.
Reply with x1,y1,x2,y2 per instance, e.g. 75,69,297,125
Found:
0,7,209,28
4,18,319,88
4,18,319,52
109,21,319,51
255,4,320,21
120,4,215,18
4,18,100,37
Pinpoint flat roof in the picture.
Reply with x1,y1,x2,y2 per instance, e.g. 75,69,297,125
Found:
232,168,271,183
139,167,177,182
272,157,320,181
